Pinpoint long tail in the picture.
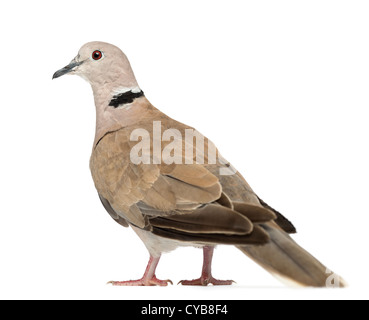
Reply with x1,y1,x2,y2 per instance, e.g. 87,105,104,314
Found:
237,224,346,287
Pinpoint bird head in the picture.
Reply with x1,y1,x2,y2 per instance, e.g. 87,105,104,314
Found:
52,41,139,90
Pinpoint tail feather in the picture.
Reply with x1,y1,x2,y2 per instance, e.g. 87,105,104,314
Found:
238,224,346,288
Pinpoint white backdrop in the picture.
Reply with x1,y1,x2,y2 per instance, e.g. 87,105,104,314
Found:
0,0,368,300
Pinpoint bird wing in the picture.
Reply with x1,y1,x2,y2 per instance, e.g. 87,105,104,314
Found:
90,118,277,245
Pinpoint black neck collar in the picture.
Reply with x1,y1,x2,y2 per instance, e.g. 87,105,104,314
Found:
109,90,144,108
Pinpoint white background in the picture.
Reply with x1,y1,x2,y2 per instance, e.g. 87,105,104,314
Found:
0,0,368,300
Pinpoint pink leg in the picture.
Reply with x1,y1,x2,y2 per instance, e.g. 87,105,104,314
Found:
179,246,235,286
108,255,173,286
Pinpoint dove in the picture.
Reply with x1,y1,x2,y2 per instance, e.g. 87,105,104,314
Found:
53,41,346,287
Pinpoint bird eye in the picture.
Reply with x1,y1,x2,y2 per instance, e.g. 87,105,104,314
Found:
92,50,103,60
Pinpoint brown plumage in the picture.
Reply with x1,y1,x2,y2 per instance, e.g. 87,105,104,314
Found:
53,41,346,287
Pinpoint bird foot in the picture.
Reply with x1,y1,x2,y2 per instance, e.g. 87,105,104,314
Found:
178,276,235,286
108,276,173,286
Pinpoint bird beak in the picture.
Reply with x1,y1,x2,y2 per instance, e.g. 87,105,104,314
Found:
52,58,84,79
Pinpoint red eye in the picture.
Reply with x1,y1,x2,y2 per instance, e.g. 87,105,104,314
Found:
92,50,103,60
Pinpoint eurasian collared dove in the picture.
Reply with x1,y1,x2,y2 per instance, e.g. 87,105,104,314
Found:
53,41,346,287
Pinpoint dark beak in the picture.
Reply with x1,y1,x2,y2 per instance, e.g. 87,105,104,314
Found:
52,60,84,79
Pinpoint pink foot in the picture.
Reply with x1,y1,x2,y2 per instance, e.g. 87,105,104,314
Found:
109,255,172,286
178,246,235,286
179,276,235,286
108,276,173,287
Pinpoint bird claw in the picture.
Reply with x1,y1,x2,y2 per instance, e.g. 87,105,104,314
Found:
107,276,173,286
178,276,235,286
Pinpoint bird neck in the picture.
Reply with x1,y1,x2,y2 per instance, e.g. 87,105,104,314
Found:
91,86,158,148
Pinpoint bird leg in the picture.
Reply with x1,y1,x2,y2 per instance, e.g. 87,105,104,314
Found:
108,255,173,286
179,246,235,286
